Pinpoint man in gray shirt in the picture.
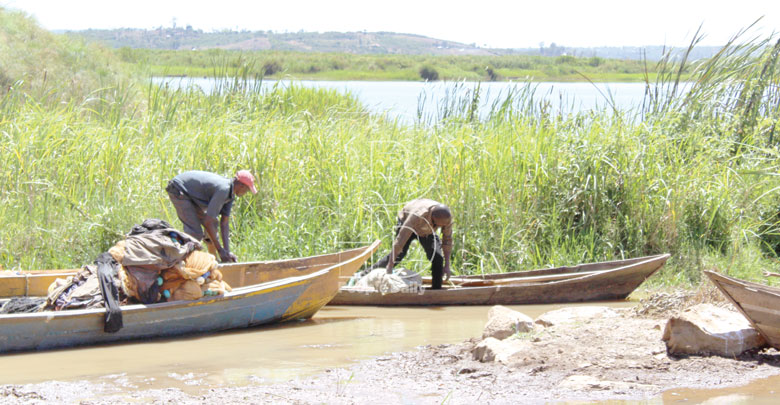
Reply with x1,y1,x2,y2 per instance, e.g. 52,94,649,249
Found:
166,170,257,262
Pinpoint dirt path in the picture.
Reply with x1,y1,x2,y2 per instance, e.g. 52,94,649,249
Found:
2,294,780,404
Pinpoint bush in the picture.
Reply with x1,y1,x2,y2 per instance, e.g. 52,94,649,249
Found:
419,65,439,81
263,60,282,75
588,57,603,67
485,65,499,81
555,55,577,64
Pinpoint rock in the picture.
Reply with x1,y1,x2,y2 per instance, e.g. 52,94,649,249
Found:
472,337,500,362
535,306,619,327
662,303,767,357
482,305,535,340
471,337,533,363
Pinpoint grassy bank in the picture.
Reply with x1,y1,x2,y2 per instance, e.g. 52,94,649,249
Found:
0,8,133,103
117,48,659,82
2,9,780,288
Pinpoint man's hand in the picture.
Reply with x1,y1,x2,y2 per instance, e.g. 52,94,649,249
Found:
218,248,238,263
444,265,452,281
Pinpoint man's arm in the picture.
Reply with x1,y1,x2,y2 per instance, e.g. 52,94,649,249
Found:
220,215,237,262
202,215,223,252
204,184,235,262
202,215,235,263
441,223,453,280
385,222,413,274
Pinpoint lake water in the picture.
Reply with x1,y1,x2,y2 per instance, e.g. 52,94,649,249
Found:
2,303,633,386
153,77,651,124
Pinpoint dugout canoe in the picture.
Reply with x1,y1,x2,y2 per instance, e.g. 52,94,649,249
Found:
329,253,670,306
703,270,780,350
0,241,379,353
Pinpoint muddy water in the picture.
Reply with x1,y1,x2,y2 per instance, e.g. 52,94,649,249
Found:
1,302,632,388
663,374,780,404
1,301,778,403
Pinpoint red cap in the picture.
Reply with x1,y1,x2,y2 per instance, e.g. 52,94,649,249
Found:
236,170,257,194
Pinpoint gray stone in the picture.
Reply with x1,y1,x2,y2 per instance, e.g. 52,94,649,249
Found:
471,337,533,363
662,303,767,357
482,305,535,340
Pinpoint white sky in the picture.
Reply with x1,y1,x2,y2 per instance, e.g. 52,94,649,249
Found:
3,0,778,48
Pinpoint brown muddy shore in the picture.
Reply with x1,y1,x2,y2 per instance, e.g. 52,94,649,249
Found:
2,292,780,404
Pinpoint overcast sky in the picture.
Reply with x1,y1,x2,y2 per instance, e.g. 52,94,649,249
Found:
3,0,778,48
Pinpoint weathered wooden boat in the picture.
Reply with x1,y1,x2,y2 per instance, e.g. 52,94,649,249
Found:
703,270,780,350
329,253,670,306
0,241,379,353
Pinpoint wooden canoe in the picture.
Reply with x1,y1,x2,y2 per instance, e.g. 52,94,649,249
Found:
0,241,379,353
329,253,670,306
703,270,780,350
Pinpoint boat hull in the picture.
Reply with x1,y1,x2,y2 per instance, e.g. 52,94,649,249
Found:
1,275,309,353
0,240,381,298
0,241,379,353
704,270,780,350
330,254,670,306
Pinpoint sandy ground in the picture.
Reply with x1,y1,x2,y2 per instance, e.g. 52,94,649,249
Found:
2,291,780,404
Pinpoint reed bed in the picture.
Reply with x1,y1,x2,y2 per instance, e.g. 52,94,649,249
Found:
118,47,654,83
2,20,780,287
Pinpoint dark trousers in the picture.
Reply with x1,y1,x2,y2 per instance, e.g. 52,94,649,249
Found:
166,181,206,241
372,231,444,289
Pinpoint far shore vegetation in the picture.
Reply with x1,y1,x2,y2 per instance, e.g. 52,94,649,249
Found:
2,7,780,289
119,48,663,82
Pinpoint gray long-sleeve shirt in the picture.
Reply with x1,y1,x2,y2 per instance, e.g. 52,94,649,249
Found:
169,171,235,219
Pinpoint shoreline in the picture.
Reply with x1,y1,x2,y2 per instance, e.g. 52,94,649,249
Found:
154,73,653,83
3,300,780,404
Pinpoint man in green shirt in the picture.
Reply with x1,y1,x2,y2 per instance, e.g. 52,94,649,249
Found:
166,170,257,262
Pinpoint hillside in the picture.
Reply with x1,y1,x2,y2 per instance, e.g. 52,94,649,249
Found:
68,27,497,56
67,27,724,61
0,7,130,100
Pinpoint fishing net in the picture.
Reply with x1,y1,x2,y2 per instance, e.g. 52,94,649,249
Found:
0,297,46,314
355,268,422,295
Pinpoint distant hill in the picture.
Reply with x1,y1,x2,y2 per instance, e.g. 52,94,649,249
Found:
67,27,497,56
555,45,724,62
67,27,725,61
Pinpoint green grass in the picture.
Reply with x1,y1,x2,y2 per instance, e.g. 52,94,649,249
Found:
0,7,134,103
2,8,780,289
119,48,674,83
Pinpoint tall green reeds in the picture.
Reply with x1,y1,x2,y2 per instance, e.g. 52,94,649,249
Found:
2,9,780,288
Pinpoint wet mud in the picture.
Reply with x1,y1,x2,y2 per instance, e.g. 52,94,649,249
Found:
2,297,780,403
